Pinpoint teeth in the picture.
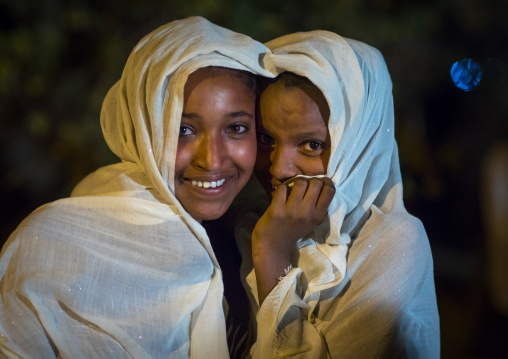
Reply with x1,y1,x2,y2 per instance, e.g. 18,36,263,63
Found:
190,179,225,188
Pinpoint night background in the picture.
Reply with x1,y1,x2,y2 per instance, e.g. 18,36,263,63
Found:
1,0,507,357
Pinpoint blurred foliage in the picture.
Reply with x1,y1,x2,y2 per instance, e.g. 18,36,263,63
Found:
1,0,507,249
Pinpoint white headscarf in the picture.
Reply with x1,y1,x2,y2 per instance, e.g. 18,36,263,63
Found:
264,31,399,289
236,31,440,358
0,17,274,359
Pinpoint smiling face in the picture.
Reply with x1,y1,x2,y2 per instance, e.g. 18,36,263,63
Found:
255,75,331,196
175,67,257,222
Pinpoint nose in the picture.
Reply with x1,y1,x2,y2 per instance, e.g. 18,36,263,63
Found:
193,132,224,171
270,146,298,182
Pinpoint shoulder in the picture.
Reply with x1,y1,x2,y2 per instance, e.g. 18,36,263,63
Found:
339,207,437,321
1,195,212,298
1,199,94,272
1,195,191,275
348,206,433,285
365,205,429,251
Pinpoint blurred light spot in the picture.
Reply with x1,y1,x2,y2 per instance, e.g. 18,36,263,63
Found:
28,112,50,137
451,58,482,91
11,30,33,61
57,120,83,147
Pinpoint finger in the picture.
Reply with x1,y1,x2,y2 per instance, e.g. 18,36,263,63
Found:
300,178,325,208
315,177,336,214
271,181,288,207
286,178,309,205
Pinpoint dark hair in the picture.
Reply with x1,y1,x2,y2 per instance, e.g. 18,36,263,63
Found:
276,72,314,88
231,69,258,97
257,71,315,95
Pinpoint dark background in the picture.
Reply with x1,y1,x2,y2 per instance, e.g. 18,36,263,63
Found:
1,0,507,357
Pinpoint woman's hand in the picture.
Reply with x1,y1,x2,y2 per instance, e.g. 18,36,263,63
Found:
252,177,335,304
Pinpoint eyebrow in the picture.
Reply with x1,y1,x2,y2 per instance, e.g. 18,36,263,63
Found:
181,112,200,119
294,130,328,139
182,111,254,119
229,111,254,119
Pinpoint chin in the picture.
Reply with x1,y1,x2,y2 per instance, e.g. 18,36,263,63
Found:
187,205,229,223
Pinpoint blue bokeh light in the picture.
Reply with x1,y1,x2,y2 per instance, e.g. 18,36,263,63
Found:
451,58,482,91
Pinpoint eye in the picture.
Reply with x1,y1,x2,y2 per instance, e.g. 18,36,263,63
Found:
257,132,274,146
226,124,248,135
301,141,324,152
179,125,194,137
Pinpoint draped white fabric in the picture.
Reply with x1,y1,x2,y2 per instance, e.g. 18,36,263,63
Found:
0,18,439,359
0,17,274,359
234,32,440,358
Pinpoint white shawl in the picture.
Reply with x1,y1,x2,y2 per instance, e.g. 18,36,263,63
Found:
235,32,440,358
0,17,273,359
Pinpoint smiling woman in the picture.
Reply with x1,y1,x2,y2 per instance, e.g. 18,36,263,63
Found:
175,67,257,222
0,17,273,359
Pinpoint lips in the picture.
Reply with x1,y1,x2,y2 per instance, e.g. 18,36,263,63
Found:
180,175,233,195
190,178,226,188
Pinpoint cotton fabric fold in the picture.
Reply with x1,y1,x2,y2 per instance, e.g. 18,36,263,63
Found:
0,17,274,359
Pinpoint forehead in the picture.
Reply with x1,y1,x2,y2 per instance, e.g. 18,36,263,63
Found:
258,81,330,138
184,66,254,99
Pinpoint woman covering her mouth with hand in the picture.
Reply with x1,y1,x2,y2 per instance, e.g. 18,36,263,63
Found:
0,17,274,358
234,32,440,358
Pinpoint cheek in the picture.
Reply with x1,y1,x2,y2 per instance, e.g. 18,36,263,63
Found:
174,142,192,175
297,155,328,176
229,135,257,172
